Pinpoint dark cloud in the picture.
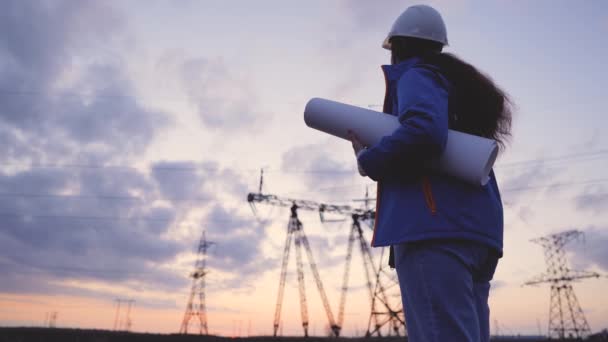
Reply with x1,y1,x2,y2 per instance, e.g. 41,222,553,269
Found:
0,0,189,302
151,160,248,202
0,1,121,89
205,204,251,235
0,167,188,294
203,206,277,291
0,0,269,308
152,161,209,201
0,0,167,162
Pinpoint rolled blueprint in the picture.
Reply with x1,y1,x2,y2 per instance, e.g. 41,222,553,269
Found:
303,98,498,186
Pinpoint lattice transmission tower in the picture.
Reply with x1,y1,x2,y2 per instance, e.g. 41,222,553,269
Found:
44,311,58,328
113,299,135,331
248,172,405,337
340,189,405,337
524,230,600,339
365,245,406,337
180,230,215,334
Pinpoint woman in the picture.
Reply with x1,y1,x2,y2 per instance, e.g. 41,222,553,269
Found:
349,5,512,342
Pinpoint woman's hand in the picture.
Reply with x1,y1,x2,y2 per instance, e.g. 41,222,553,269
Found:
348,130,367,177
348,130,366,155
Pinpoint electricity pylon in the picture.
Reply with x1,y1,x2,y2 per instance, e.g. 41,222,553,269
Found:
248,176,405,337
180,230,215,334
45,311,58,328
113,299,135,331
340,213,406,337
524,230,600,339
273,203,339,337
351,187,405,337
366,245,406,337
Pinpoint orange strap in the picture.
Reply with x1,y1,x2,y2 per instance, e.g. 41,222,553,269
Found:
422,176,437,215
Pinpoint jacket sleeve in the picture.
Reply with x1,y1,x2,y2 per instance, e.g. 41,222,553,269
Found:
357,66,449,181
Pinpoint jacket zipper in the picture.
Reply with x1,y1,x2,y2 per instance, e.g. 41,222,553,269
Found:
422,176,437,215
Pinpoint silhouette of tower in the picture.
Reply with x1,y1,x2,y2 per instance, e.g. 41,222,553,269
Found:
525,230,599,339
180,230,215,334
45,311,58,328
248,178,406,338
272,204,340,337
113,299,135,331
366,245,406,337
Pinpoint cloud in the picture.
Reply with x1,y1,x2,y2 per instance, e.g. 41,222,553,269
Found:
152,161,209,201
0,0,279,307
515,205,535,223
339,0,413,32
570,227,608,273
0,0,189,302
203,206,278,291
575,185,608,214
179,57,269,131
0,166,188,291
498,162,561,211
205,204,251,235
281,141,358,190
338,0,471,37
0,1,169,164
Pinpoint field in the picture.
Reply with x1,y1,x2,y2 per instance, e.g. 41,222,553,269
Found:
0,327,564,342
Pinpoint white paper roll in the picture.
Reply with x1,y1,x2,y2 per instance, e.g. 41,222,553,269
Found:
304,98,498,186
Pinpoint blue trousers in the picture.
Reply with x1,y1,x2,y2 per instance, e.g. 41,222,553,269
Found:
393,239,499,342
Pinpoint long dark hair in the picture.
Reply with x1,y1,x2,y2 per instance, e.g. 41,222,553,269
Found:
391,36,513,150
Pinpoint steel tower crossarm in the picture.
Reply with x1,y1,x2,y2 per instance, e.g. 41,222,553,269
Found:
247,192,374,220
524,270,600,286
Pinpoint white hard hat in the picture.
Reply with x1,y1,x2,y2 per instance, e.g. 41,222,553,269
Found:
382,4,448,50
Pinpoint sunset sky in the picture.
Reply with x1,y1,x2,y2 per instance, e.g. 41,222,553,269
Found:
1,0,607,337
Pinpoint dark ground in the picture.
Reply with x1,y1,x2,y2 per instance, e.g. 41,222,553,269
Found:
1,327,606,342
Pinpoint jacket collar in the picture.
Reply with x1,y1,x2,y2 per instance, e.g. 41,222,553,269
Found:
381,57,422,114
381,57,422,82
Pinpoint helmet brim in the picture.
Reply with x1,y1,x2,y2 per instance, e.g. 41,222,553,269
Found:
382,37,391,50
381,34,448,51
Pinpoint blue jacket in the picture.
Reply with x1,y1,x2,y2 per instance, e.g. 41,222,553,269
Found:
357,57,504,256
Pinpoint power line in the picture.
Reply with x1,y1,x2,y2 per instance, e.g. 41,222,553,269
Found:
0,213,249,225
0,162,228,172
0,213,173,223
310,178,608,196
496,150,608,168
1,148,605,174
0,192,209,202
502,178,608,192
1,177,605,206
0,88,191,105
0,262,171,277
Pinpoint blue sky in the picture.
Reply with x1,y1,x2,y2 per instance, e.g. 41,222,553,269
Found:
1,0,607,336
